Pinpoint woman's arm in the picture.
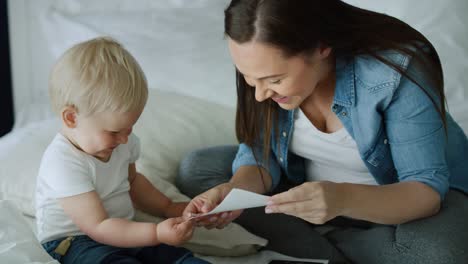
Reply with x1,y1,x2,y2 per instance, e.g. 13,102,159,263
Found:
266,180,440,225
233,143,282,192
229,165,273,194
340,181,440,224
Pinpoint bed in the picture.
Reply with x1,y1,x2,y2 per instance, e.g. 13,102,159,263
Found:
1,0,467,263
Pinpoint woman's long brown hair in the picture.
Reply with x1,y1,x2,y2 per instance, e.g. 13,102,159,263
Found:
225,0,445,173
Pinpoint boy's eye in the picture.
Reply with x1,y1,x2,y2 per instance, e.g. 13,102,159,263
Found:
270,79,282,84
108,128,132,135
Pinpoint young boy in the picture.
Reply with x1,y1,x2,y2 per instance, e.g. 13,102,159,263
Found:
35,37,209,263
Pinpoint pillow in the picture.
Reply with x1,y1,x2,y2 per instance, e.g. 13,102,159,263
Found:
39,0,237,108
0,90,267,256
343,0,468,106
0,200,59,264
0,118,59,216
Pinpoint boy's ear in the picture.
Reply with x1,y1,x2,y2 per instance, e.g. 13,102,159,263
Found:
62,106,78,128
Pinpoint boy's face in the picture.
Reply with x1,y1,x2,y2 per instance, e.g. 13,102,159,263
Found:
69,110,142,162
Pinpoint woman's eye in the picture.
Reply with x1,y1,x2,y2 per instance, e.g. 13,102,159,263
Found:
244,78,255,87
270,79,282,84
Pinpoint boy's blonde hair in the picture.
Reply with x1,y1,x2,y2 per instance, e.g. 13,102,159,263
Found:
49,37,148,116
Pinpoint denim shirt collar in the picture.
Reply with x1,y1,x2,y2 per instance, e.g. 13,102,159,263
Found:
333,56,356,107
287,56,356,134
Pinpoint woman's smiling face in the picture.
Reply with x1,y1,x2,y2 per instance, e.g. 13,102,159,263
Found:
227,38,333,110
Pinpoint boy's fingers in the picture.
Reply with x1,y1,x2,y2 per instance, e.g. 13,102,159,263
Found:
183,212,196,221
172,216,185,223
176,219,194,233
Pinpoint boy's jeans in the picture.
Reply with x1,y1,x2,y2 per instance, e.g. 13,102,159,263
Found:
43,235,210,264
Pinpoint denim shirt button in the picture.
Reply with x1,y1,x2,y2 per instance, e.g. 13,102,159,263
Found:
282,131,287,137
341,111,347,116
384,138,388,144
279,157,284,162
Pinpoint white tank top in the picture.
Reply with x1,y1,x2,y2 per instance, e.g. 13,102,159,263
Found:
289,109,378,185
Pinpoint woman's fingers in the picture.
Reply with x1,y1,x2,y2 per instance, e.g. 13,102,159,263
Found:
200,195,221,213
266,199,315,215
183,199,204,218
194,209,242,229
265,181,343,224
268,182,315,205
266,199,335,224
215,209,243,229
186,183,242,229
184,187,225,218
197,183,233,213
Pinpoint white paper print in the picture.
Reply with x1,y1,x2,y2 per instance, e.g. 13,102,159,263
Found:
190,188,270,219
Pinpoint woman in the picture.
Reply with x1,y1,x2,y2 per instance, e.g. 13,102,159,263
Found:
176,0,468,263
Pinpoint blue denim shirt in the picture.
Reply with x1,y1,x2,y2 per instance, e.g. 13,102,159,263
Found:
232,51,468,200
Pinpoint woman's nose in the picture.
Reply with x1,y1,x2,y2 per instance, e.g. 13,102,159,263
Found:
255,83,270,102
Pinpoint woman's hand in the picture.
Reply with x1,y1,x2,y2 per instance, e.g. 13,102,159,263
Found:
156,217,194,246
183,182,243,229
164,201,190,218
265,181,345,224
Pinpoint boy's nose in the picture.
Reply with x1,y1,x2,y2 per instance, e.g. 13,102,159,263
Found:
118,135,128,144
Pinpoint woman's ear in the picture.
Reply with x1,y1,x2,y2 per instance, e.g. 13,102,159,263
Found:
61,106,78,128
308,44,332,63
318,45,332,59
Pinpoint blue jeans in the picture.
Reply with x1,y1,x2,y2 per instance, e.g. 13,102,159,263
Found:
42,235,210,264
176,145,468,264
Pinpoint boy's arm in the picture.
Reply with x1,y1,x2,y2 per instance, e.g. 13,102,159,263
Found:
128,163,188,218
59,191,160,247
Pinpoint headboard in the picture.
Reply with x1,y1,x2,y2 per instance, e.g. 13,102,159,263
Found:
0,0,14,137
4,0,467,136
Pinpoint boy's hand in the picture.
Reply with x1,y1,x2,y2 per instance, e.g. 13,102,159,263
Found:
156,217,194,246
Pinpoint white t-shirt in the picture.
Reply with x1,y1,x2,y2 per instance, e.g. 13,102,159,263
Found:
35,133,140,243
290,109,378,185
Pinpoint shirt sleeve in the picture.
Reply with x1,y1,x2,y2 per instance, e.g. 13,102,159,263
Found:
38,145,94,199
232,142,281,192
384,57,450,200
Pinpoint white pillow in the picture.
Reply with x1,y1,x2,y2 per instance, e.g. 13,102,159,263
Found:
0,90,267,256
0,118,59,216
39,0,236,108
343,0,468,106
0,200,59,264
